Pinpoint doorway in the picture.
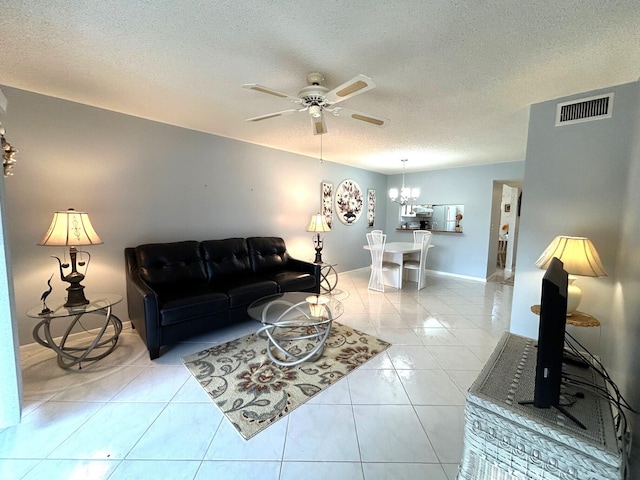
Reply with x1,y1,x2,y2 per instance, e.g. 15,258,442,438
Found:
487,180,522,281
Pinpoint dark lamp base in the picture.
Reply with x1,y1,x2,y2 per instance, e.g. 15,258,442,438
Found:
64,284,90,308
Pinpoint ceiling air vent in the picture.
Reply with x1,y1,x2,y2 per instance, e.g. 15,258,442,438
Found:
555,93,614,126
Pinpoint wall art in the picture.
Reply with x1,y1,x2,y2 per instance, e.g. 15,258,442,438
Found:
321,181,333,228
367,189,376,227
335,179,363,225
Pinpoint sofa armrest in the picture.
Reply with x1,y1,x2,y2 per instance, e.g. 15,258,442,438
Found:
288,257,321,293
125,248,161,359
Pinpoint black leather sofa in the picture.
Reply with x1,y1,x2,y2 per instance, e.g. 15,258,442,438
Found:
125,236,320,359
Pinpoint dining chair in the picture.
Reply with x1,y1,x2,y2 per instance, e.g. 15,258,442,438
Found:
365,231,400,292
403,231,432,290
412,229,430,243
497,239,507,268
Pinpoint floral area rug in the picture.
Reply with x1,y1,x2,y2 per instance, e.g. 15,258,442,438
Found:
182,321,390,440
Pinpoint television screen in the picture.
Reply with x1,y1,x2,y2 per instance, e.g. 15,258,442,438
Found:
533,256,568,408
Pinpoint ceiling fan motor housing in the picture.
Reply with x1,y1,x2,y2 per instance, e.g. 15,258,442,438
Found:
298,85,330,108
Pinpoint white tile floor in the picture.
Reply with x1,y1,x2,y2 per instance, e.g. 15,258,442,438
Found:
1,268,514,480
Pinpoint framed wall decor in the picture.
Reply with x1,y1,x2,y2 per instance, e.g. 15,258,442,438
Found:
321,181,333,228
335,179,364,225
367,189,376,227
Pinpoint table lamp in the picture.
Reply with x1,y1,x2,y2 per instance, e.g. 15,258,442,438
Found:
38,208,103,307
534,236,607,315
306,213,331,263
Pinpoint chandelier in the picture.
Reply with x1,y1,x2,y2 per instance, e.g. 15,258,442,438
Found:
388,159,419,205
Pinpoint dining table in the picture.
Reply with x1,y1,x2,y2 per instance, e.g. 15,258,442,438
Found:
363,241,434,289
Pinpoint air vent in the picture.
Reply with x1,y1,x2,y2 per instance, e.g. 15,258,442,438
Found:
555,93,613,126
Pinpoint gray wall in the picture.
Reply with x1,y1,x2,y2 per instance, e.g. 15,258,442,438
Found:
1,86,388,345
384,162,525,279
510,80,640,475
611,89,640,475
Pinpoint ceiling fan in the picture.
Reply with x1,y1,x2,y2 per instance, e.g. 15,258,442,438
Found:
242,72,389,135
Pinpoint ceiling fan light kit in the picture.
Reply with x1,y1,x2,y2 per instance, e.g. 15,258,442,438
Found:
242,72,389,135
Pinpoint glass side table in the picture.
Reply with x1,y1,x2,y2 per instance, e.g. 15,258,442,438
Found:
318,262,338,293
27,293,123,369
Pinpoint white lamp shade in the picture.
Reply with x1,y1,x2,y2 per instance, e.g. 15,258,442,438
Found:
306,213,331,233
534,236,606,277
535,235,606,315
38,209,103,247
389,188,398,200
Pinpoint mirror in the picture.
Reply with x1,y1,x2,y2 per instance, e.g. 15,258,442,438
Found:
400,204,464,232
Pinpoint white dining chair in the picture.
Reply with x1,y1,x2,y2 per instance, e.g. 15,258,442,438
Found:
497,239,507,268
366,231,400,292
403,231,432,290
412,229,430,243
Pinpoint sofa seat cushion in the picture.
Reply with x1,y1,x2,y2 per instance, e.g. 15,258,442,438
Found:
261,271,317,292
156,284,229,327
209,275,278,308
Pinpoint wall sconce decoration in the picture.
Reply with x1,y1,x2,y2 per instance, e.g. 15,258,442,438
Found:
389,159,419,206
306,213,331,263
38,208,103,307
1,125,18,177
534,235,607,315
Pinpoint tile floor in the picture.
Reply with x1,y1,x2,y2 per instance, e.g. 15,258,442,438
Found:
1,268,514,480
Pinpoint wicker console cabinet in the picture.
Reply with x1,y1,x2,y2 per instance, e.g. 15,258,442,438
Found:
458,333,623,480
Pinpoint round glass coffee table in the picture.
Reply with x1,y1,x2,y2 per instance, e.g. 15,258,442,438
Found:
247,292,343,366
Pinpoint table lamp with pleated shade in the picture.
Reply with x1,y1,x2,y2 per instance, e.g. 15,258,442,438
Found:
534,236,607,315
38,208,103,307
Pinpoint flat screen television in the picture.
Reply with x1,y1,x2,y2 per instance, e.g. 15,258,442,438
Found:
534,256,568,408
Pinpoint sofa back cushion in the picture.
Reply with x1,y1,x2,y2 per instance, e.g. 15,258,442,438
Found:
200,238,252,281
135,241,206,286
247,237,290,273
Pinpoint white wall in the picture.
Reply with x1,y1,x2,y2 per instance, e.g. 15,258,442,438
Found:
0,176,21,428
385,162,525,279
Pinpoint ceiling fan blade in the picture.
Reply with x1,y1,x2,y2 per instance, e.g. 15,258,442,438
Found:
329,107,389,128
246,109,301,122
324,74,376,104
242,83,300,102
311,114,327,135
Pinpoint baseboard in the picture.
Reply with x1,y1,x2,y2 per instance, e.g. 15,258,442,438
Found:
345,266,486,283
424,269,487,283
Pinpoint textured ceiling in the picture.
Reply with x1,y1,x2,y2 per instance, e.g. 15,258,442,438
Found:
0,1,639,174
